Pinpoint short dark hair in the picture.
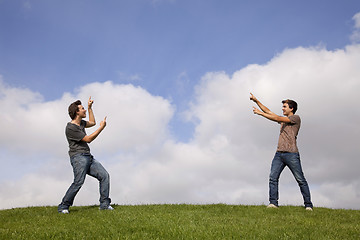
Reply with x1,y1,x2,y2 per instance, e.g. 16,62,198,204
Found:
68,100,82,120
282,99,298,114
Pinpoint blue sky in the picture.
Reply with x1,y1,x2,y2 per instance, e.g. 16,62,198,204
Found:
1,0,359,141
1,1,360,209
1,1,358,98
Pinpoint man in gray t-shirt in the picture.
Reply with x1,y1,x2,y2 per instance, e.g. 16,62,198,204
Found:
58,97,113,213
250,93,313,210
66,120,90,157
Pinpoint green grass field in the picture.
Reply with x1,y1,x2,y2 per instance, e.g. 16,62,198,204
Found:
0,204,359,239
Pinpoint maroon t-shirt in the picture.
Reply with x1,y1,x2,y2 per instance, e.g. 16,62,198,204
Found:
276,115,301,153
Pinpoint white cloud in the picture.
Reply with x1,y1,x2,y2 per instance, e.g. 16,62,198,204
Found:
73,81,174,154
0,79,66,155
353,12,360,28
350,12,360,43
1,43,360,210
185,44,360,208
0,80,175,209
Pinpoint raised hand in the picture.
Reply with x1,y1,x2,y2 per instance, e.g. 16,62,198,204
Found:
100,116,107,129
250,92,257,102
88,96,94,109
253,107,262,115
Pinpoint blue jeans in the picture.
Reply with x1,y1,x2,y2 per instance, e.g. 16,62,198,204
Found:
58,153,111,211
269,152,313,208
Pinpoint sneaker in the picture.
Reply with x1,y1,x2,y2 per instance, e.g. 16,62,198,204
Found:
267,204,279,208
60,209,69,214
305,207,313,211
106,206,114,210
100,206,114,210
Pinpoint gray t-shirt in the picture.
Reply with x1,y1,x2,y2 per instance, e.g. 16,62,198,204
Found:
66,120,90,157
276,115,301,153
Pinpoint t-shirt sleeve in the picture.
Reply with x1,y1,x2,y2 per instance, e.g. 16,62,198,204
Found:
288,115,300,125
80,120,87,128
66,123,86,142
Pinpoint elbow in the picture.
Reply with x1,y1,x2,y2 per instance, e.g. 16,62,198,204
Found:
275,116,290,123
274,116,281,122
82,136,93,143
88,121,96,127
274,116,284,123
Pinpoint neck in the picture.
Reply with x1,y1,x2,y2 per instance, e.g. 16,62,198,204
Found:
71,117,82,126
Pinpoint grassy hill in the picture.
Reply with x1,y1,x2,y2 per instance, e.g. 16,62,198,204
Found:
1,204,359,239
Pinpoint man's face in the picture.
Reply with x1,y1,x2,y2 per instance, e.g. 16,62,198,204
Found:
282,103,293,116
77,105,87,118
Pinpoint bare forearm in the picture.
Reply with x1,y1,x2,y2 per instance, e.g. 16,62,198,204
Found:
257,112,279,122
250,93,272,114
251,93,290,123
255,111,290,123
82,126,105,143
87,97,96,127
82,116,107,143
88,108,96,125
254,100,272,114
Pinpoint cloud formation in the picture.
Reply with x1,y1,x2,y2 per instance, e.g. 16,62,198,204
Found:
1,42,360,209
351,12,360,43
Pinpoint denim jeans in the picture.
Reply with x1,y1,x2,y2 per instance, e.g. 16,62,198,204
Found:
269,152,313,208
58,153,111,211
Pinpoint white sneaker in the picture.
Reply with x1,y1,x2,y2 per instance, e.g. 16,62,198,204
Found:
60,209,69,214
305,207,313,211
100,206,114,210
267,204,279,208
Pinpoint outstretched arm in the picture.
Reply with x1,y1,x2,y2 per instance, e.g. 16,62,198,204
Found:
82,117,107,143
252,108,291,123
250,93,290,123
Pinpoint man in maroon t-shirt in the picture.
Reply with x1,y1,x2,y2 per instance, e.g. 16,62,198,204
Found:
250,93,313,210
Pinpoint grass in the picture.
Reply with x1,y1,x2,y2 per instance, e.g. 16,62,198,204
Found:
0,204,359,239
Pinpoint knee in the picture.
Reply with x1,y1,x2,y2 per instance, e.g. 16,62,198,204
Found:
294,173,307,185
269,172,280,182
269,176,278,183
297,179,308,186
99,172,110,182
